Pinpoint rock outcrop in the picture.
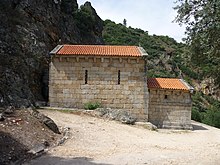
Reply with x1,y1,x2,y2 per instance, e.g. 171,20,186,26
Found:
32,109,61,134
0,0,104,107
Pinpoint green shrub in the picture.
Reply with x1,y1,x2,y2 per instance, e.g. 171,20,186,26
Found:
84,102,101,110
179,65,199,79
191,108,202,122
203,106,220,128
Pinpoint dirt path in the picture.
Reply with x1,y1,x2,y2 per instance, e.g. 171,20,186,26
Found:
27,110,220,165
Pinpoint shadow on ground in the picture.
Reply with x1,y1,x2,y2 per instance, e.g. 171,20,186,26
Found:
26,155,111,165
0,131,32,164
192,124,208,130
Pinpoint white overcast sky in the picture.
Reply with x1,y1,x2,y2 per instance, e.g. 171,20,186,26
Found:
77,0,186,42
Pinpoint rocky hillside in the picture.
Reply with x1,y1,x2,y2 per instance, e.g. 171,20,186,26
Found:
0,0,103,107
103,20,193,79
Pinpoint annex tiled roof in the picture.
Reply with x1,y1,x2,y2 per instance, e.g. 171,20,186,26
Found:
50,45,147,57
147,78,190,91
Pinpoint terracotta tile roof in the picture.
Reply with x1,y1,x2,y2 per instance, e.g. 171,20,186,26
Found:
52,45,145,57
147,78,190,91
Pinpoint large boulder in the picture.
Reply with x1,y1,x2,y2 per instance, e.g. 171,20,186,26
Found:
42,116,60,134
32,110,60,134
120,114,137,125
95,108,137,125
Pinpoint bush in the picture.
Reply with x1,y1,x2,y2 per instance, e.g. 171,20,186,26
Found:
191,108,202,122
84,102,101,110
191,92,220,128
203,106,220,128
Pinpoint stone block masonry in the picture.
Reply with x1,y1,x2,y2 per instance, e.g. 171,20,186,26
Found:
49,56,148,121
148,89,192,129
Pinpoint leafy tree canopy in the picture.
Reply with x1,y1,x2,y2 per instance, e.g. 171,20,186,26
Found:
174,0,220,86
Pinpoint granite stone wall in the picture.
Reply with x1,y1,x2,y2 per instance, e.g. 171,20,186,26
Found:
148,89,192,129
49,56,148,120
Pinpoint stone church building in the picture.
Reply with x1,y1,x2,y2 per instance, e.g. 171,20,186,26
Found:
49,45,193,129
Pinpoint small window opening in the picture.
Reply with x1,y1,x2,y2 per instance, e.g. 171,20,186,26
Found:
85,70,88,84
118,70,120,85
164,95,168,99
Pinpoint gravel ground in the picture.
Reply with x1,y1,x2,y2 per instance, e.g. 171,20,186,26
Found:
27,110,220,165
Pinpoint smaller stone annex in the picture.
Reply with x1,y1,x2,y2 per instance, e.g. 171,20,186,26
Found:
49,44,193,129
147,78,193,129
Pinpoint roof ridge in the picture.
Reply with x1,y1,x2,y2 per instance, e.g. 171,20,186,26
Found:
62,44,138,47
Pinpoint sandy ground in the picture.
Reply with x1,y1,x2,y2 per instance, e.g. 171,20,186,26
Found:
27,110,220,165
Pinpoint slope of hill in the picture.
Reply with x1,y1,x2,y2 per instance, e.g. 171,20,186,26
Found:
103,20,198,79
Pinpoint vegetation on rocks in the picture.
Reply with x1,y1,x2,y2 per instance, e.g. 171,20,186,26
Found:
103,19,196,79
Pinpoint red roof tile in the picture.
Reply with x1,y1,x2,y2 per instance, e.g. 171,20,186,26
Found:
147,78,189,91
54,45,143,57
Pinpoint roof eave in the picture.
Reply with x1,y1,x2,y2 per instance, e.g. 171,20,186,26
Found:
50,45,63,55
138,47,148,56
179,79,194,93
148,87,190,92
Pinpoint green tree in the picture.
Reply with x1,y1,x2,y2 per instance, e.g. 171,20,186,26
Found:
123,18,127,26
75,5,96,34
174,0,220,86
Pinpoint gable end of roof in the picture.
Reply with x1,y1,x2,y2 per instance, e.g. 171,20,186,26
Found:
50,45,63,55
180,79,194,92
138,47,148,56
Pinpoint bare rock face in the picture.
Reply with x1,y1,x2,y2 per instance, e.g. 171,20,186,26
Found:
0,0,104,108
193,78,220,100
0,113,4,121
